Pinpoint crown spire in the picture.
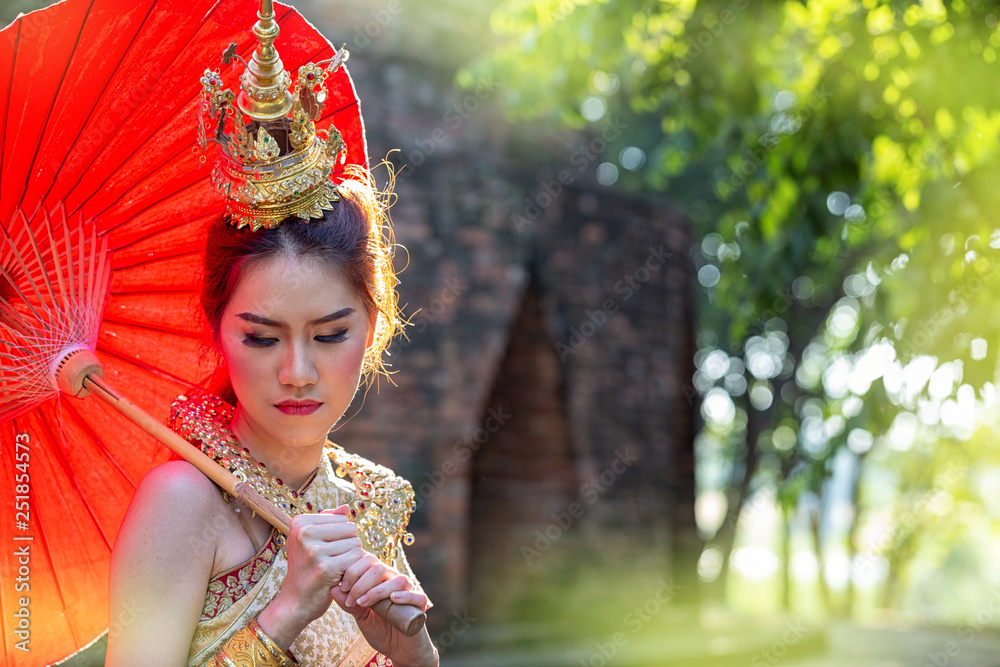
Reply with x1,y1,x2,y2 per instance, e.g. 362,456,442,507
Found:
197,0,353,230
238,0,293,121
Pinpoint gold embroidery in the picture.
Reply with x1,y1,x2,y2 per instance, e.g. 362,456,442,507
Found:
171,392,421,666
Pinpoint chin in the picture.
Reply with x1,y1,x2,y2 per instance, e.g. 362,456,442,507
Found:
273,412,337,444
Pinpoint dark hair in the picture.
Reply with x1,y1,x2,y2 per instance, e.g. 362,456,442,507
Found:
200,178,404,404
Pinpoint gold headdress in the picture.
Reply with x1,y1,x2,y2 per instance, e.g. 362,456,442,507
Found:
197,0,353,231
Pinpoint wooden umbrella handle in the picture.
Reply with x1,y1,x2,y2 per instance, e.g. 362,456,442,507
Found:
76,370,426,637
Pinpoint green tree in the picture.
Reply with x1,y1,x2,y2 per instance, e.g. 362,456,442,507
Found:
465,0,1000,613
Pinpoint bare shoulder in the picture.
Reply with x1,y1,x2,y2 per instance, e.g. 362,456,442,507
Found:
131,459,221,512
112,460,226,577
106,461,227,664
126,461,223,532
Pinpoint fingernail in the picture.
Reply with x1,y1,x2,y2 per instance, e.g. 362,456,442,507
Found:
358,595,369,607
345,596,355,608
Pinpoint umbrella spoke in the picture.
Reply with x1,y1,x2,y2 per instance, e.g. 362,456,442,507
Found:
61,215,76,303
0,220,49,312
22,211,58,306
44,208,70,304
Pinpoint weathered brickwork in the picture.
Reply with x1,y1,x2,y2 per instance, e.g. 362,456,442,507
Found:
293,0,698,627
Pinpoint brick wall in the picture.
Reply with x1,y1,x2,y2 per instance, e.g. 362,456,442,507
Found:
299,0,699,628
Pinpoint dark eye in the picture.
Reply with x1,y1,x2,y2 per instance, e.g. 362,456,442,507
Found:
242,334,277,348
317,330,348,343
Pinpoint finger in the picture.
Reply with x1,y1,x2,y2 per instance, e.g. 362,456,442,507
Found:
386,589,432,612
292,519,359,545
292,509,354,526
338,550,376,593
325,551,366,585
356,575,414,609
329,504,352,517
351,570,408,608
342,556,386,607
329,580,367,620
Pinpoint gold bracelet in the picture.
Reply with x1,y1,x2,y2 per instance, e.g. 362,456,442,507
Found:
212,616,299,667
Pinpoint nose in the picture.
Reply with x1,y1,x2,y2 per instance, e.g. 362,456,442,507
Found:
278,338,318,387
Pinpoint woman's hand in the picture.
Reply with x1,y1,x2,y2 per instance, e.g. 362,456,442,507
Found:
258,505,438,666
331,546,437,667
258,505,366,648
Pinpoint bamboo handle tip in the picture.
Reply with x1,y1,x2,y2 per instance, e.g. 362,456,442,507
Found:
369,598,426,637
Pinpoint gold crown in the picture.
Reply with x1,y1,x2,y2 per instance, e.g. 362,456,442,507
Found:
197,0,351,231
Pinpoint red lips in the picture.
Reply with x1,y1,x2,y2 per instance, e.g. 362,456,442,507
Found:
275,400,322,416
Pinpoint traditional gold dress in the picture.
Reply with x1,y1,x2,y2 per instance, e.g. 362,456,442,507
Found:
167,393,421,667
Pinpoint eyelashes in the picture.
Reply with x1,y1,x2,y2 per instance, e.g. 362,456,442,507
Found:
242,334,277,348
316,331,349,344
242,331,349,348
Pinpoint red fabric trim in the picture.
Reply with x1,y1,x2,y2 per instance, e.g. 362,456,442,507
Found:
200,528,280,620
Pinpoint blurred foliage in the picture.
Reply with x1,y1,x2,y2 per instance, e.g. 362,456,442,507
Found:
465,0,1000,614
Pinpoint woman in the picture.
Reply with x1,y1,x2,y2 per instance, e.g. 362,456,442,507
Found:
105,180,437,666
105,1,436,663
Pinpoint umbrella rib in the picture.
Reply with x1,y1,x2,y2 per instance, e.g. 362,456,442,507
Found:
95,233,112,324
0,18,21,205
112,222,210,257
44,209,70,304
112,247,201,271
97,345,203,388
102,316,205,340
86,133,203,230
61,397,139,494
15,0,97,211
36,403,116,551
21,211,59,306
108,286,199,297
85,10,311,229
328,97,359,118
25,434,84,651
37,0,161,210
0,232,49,324
85,222,99,307
62,0,289,221
90,177,214,246
76,214,86,308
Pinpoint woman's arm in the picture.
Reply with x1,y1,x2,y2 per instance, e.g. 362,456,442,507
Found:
257,507,439,667
105,461,221,666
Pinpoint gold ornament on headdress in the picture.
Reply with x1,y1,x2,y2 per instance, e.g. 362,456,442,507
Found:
197,0,352,231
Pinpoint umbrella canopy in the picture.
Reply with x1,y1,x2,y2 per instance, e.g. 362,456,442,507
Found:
0,0,367,663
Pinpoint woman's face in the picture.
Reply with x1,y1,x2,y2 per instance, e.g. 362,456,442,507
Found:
217,253,374,451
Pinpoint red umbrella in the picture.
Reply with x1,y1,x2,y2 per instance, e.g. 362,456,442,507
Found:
0,0,368,663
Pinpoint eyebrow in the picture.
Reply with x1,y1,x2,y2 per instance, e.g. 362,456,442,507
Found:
235,308,356,327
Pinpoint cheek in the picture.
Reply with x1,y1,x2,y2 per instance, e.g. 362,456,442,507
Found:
220,339,267,392
327,339,368,378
